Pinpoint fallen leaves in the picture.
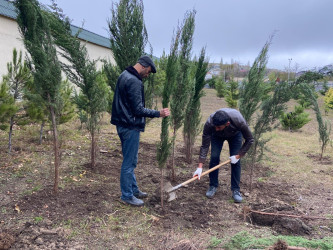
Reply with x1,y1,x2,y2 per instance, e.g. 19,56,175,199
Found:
14,204,21,213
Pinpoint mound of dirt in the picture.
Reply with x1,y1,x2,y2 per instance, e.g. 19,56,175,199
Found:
246,201,312,235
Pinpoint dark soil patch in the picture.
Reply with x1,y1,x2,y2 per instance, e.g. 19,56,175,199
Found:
247,201,312,235
307,153,333,165
17,185,114,220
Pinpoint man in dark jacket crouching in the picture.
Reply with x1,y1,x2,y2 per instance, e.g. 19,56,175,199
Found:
111,55,170,206
193,108,254,203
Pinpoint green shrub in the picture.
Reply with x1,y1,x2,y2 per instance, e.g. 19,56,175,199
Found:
324,87,333,113
215,77,227,98
280,105,311,131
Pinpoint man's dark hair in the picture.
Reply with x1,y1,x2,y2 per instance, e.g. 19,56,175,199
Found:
212,110,230,126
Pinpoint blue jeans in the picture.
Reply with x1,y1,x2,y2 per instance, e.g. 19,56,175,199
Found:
209,132,242,191
116,126,140,200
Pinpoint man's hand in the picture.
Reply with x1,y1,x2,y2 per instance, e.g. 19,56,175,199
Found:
160,108,170,117
193,168,203,180
229,155,240,164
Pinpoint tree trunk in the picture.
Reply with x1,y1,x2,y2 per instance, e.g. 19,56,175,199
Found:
171,128,176,181
249,145,257,191
91,130,96,168
39,120,45,145
49,104,60,195
184,134,194,164
8,116,14,153
320,144,324,161
160,168,164,209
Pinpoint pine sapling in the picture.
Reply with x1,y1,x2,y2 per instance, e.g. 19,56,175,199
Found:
183,47,208,163
157,28,180,208
3,48,31,153
170,10,196,180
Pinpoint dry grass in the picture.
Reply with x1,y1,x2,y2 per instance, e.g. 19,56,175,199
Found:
1,87,333,249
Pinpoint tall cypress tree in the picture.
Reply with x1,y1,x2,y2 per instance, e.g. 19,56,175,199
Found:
106,0,154,119
239,36,273,125
170,10,196,179
47,7,109,168
302,83,331,160
183,47,208,163
108,0,147,71
239,35,292,190
15,0,62,194
157,27,181,207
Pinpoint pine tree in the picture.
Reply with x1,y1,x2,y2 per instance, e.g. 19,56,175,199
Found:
102,60,119,94
294,71,322,108
24,97,48,144
152,52,168,106
183,47,208,163
47,2,111,168
0,81,18,131
106,0,154,118
48,8,109,168
302,83,331,160
239,35,293,190
280,105,311,131
108,0,148,71
55,79,76,125
225,80,239,108
247,81,292,190
170,10,196,179
215,76,227,98
2,48,31,152
15,0,63,194
157,28,181,208
239,36,273,125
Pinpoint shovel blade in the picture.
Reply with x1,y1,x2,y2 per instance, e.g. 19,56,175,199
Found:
164,182,177,202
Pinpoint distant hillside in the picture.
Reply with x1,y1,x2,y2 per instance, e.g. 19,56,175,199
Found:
296,64,333,78
318,64,333,75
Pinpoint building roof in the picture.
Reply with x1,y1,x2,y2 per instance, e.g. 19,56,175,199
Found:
0,0,110,48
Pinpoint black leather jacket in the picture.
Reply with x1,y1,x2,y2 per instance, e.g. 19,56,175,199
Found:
111,66,160,132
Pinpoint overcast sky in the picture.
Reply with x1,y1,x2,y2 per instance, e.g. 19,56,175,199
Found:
38,0,333,71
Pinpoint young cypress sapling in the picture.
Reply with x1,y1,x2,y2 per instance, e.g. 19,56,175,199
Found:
183,47,208,163
157,28,180,208
15,0,63,194
3,48,31,153
170,10,196,180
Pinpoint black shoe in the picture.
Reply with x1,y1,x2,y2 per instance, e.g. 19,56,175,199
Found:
232,190,243,203
122,196,144,206
134,190,148,198
206,186,217,198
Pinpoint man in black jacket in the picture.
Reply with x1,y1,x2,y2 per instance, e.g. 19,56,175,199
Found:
193,108,254,203
111,55,170,206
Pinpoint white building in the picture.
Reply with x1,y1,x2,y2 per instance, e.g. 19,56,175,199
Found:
0,0,115,78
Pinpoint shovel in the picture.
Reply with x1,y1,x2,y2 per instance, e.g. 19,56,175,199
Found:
166,159,231,201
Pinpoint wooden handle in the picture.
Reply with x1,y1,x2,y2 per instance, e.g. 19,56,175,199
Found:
181,159,231,186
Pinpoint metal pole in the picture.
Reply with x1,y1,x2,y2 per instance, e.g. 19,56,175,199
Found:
288,58,292,82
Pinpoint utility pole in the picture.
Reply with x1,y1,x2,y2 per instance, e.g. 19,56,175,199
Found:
288,58,292,82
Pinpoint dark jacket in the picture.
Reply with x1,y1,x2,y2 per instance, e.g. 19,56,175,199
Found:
199,108,254,163
111,66,160,132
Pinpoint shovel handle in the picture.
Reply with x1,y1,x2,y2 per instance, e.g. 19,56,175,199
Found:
171,159,231,190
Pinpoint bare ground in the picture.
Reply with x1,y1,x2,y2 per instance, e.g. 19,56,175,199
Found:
1,90,333,249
